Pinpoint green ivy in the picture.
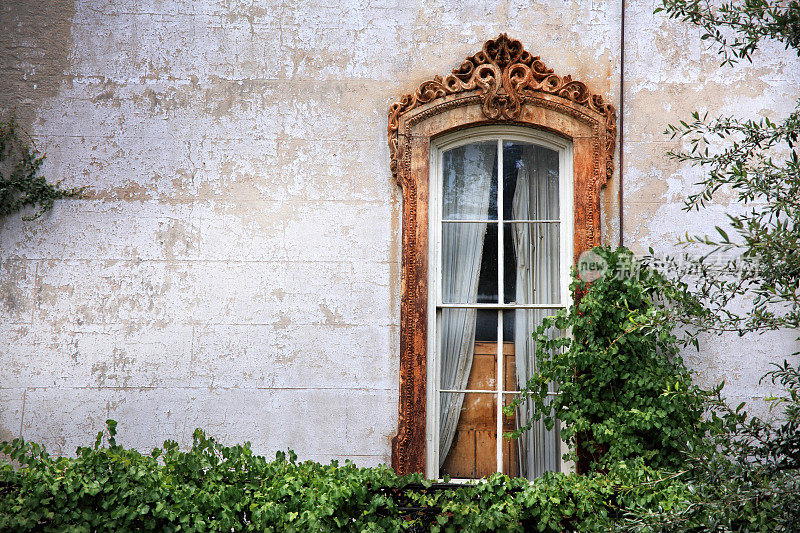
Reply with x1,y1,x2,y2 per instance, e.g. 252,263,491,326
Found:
0,115,83,220
1,421,701,532
1,422,403,532
507,246,709,472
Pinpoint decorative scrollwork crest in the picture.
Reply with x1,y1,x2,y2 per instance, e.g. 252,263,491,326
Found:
388,34,617,185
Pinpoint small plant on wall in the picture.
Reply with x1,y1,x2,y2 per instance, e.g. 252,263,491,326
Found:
0,114,83,220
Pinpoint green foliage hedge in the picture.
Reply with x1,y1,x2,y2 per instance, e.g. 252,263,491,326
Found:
0,421,693,532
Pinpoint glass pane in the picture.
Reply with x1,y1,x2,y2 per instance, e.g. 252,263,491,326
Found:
442,142,498,220
502,141,559,221
440,392,497,479
439,309,497,391
504,223,560,305
441,223,498,304
503,393,561,480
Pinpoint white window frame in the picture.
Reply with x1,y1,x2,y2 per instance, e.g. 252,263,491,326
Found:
426,125,574,480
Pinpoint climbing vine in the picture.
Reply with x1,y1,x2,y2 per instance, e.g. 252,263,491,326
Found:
507,247,710,472
0,115,83,220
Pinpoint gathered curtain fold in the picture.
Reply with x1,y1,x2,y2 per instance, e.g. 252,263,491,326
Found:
439,144,494,466
511,145,562,479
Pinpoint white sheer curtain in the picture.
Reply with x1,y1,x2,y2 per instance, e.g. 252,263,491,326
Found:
511,145,562,479
439,143,494,466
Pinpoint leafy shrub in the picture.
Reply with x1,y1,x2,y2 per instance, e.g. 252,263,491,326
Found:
509,247,709,472
619,363,800,532
0,421,697,532
1,421,404,532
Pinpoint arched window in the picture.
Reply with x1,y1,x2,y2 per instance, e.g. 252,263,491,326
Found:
388,34,616,477
430,127,572,480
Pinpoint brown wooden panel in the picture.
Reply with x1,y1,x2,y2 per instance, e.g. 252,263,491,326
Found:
470,341,517,391
440,427,476,478
503,435,520,477
505,350,517,391
467,343,497,390
441,342,521,479
475,430,497,477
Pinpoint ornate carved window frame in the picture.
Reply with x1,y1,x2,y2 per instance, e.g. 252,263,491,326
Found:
387,34,616,475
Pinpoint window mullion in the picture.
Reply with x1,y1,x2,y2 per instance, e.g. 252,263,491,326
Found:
496,138,504,475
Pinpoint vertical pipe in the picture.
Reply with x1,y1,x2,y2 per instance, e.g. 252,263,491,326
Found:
618,0,626,246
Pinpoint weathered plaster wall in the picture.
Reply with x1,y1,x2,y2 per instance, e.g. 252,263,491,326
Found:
622,2,800,412
0,0,796,461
